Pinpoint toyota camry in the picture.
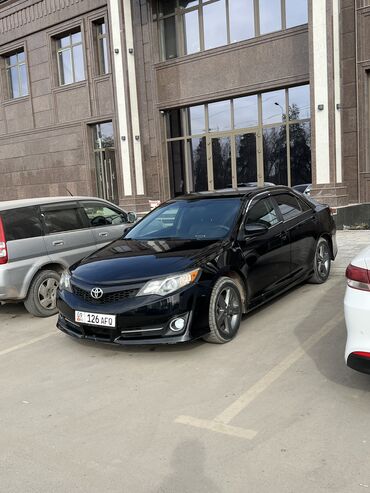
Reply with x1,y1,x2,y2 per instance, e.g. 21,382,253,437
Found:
57,186,337,345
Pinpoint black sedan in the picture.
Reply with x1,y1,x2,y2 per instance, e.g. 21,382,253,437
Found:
57,186,337,345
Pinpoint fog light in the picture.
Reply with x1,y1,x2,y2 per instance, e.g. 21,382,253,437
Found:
170,317,186,332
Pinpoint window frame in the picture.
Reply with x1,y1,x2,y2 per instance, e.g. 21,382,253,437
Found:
5,49,29,99
54,28,85,87
270,192,305,223
244,196,281,231
92,17,110,76
40,202,89,235
80,200,128,228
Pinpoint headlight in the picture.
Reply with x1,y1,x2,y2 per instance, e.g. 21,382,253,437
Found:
59,270,72,292
137,268,200,297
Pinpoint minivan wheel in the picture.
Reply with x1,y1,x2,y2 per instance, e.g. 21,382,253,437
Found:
203,277,242,344
308,237,331,284
24,270,60,317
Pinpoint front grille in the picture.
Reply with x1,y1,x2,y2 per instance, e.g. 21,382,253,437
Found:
72,285,139,304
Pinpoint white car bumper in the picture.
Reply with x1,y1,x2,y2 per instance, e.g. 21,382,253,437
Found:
344,285,370,373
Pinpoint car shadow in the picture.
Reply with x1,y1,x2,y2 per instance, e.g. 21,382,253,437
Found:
0,301,28,317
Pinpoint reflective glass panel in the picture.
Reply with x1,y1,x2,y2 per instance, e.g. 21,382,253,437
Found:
73,44,85,81
163,16,178,59
233,95,258,129
288,85,310,120
95,122,114,148
72,31,82,44
263,126,287,185
286,0,308,28
17,51,25,63
58,50,73,85
166,109,183,138
98,37,109,74
184,10,200,54
262,89,286,124
20,64,28,96
189,137,208,191
229,0,254,43
208,100,231,132
259,0,281,35
236,133,257,185
7,54,17,66
58,35,71,49
203,0,227,50
168,140,186,196
290,122,311,186
98,22,107,35
188,105,205,135
212,137,232,189
8,66,19,98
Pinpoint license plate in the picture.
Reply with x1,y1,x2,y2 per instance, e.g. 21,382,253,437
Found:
75,311,116,328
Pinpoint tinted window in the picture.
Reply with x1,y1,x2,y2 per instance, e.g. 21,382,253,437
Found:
43,207,85,234
246,199,279,228
2,207,43,241
126,198,241,240
82,202,127,227
274,194,302,221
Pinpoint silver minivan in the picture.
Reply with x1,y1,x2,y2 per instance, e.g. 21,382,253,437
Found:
0,196,136,317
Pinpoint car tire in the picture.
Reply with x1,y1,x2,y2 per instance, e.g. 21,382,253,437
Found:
203,277,243,344
24,270,60,317
308,237,331,284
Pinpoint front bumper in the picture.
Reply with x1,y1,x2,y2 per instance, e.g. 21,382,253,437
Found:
57,283,210,345
344,285,370,373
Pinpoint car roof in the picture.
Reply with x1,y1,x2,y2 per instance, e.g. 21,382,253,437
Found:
176,185,293,200
0,196,117,212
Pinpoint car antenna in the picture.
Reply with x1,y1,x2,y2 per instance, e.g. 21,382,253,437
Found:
65,187,73,196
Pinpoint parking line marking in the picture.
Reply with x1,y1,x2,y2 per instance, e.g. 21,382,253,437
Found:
215,312,344,425
175,415,257,440
0,332,56,357
175,313,343,439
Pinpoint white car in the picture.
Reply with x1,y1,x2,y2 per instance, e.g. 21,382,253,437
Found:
344,247,370,373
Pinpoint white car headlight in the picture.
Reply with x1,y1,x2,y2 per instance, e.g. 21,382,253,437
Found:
137,269,200,297
59,270,72,293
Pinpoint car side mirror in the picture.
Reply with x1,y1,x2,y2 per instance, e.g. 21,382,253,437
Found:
127,211,137,224
244,223,268,236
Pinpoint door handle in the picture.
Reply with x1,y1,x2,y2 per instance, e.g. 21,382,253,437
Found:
278,232,288,241
99,232,108,237
52,240,64,246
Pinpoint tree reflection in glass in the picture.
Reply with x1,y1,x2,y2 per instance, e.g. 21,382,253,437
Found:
189,137,208,191
263,126,287,185
236,134,257,186
212,137,232,189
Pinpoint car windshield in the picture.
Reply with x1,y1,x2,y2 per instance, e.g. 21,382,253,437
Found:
126,198,242,241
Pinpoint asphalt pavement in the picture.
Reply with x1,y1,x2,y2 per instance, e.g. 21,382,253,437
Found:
1,230,370,492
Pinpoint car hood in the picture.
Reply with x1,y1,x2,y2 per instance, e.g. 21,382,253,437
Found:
71,238,226,285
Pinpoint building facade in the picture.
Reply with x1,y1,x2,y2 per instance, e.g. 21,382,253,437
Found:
0,0,366,211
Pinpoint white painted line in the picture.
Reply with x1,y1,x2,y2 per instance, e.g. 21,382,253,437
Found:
0,332,56,357
215,313,344,425
175,415,257,440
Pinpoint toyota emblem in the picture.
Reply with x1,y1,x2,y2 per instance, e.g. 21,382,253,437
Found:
91,287,104,300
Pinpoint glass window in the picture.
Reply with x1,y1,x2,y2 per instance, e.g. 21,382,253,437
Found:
208,100,231,132
290,122,311,186
166,109,183,138
94,122,114,149
189,137,207,191
212,137,232,189
229,0,254,43
168,140,186,196
236,133,257,186
5,50,29,99
234,95,258,129
82,202,126,226
188,105,205,135
286,0,308,28
259,0,282,35
43,208,85,234
246,199,279,227
163,16,178,59
126,198,241,240
262,89,286,125
184,10,200,54
203,0,227,50
274,193,302,221
94,20,109,75
2,207,42,241
288,85,310,120
263,126,287,185
56,30,85,86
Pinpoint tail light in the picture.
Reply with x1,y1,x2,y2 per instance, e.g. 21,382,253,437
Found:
352,351,370,359
0,216,8,265
329,207,337,216
346,264,370,291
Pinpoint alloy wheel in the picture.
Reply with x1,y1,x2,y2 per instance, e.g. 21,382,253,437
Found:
316,241,330,279
38,278,59,310
215,286,241,336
